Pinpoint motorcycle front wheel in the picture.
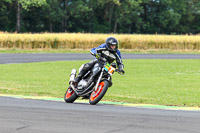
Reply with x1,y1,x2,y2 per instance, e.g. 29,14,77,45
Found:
64,87,78,103
89,80,109,105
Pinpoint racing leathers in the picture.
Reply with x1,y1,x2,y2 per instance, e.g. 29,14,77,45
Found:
74,43,124,86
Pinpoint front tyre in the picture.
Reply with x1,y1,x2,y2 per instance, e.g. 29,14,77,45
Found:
89,80,109,105
64,87,78,103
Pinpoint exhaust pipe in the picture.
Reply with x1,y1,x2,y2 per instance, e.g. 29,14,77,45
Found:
69,69,77,84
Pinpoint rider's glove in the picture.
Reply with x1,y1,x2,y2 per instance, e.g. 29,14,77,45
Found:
119,69,125,74
118,64,125,74
95,54,100,59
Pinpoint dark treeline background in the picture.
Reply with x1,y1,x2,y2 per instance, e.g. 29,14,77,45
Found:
0,0,200,34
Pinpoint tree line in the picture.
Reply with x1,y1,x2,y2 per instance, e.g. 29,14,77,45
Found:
0,0,200,34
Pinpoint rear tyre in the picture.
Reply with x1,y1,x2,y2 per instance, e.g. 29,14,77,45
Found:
64,87,78,103
89,80,109,105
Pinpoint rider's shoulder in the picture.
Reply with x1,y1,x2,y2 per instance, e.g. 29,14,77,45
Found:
95,43,107,49
115,50,122,58
99,43,107,48
116,49,121,54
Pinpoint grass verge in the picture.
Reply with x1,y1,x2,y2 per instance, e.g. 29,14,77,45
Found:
0,48,200,54
0,59,200,107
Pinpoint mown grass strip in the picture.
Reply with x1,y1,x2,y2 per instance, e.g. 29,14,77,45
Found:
0,59,200,107
1,48,200,54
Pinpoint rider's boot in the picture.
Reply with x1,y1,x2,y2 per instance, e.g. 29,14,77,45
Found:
74,63,93,85
74,71,85,84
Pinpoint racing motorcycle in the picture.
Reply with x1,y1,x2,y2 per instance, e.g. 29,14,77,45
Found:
64,57,124,105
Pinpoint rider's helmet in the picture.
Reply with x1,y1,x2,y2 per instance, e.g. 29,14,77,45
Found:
105,37,119,52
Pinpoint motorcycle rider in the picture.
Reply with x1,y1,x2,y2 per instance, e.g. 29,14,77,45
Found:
74,37,125,87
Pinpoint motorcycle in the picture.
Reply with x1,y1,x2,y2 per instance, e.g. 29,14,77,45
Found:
64,57,124,105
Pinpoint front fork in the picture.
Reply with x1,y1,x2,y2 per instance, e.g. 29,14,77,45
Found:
93,67,104,91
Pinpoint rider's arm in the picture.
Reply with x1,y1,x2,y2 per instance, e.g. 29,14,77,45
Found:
90,43,107,58
116,50,124,70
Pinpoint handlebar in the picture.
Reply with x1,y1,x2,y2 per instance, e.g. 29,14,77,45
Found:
97,55,125,76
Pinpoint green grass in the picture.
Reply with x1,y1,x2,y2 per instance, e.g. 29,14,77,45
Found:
0,48,200,54
0,49,89,53
0,59,200,107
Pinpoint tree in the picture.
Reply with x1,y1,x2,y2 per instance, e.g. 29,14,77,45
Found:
177,0,200,33
114,0,143,33
92,0,142,33
89,0,120,33
14,0,46,32
0,0,199,34
66,0,91,32
44,0,65,32
0,1,8,31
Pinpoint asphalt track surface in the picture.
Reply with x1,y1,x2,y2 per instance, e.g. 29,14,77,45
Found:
0,53,200,64
1,53,200,133
0,96,200,133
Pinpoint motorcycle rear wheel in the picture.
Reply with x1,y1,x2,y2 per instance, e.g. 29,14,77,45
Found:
89,80,109,105
64,87,78,103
